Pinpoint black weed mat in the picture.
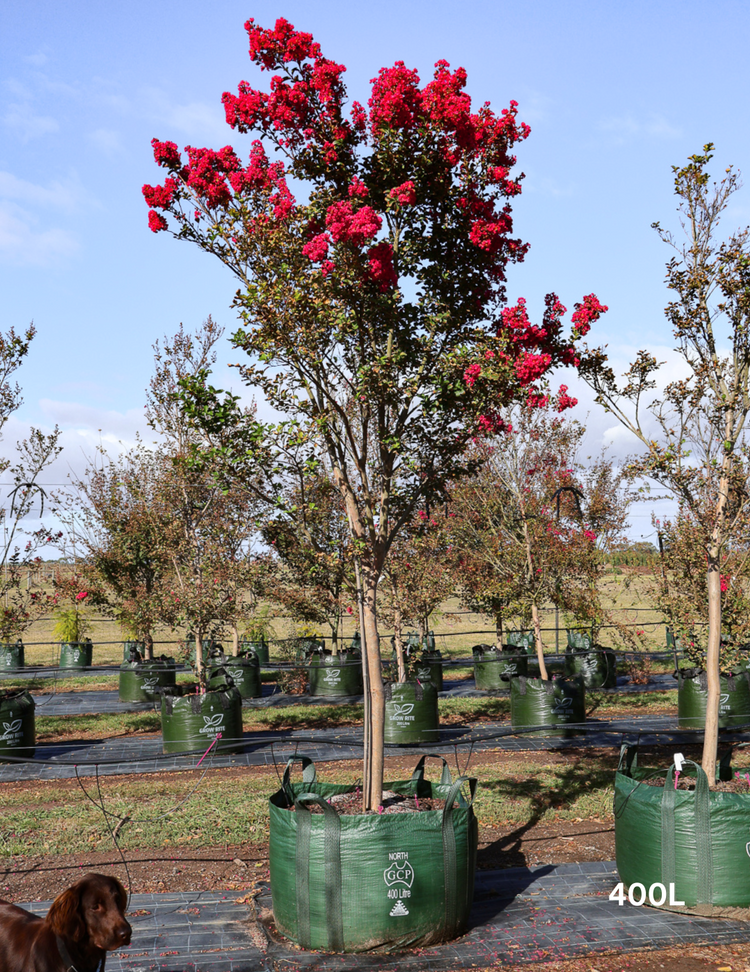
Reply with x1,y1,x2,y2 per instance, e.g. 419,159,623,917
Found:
3,714,749,782
29,672,677,716
19,861,750,970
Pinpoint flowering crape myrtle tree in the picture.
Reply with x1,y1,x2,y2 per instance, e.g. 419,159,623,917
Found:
581,147,750,783
143,18,606,808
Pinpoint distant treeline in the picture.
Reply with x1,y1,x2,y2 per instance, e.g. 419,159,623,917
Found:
605,543,659,567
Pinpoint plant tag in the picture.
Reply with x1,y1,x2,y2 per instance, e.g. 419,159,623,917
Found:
673,752,685,772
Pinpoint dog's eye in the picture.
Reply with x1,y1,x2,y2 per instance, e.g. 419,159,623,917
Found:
89,901,104,911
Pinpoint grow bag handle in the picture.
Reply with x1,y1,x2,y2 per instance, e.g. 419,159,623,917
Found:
410,754,453,786
282,756,318,802
293,792,343,953
617,743,638,775
441,775,477,939
662,760,712,905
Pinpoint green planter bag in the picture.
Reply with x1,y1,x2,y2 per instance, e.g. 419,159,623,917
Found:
0,640,24,670
119,656,177,702
208,650,262,699
59,640,93,669
122,640,145,661
384,680,439,745
510,676,585,736
409,651,444,692
614,744,750,911
506,631,535,653
241,638,269,667
677,669,750,728
564,646,617,689
308,649,363,697
159,685,243,755
472,645,510,691
0,689,35,761
269,754,478,952
567,630,594,650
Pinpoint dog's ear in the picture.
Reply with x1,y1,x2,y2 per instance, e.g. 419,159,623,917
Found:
46,884,86,942
112,877,127,913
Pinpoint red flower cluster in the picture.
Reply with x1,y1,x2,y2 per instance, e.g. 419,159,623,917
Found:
302,233,331,262
325,201,381,246
556,385,578,412
389,180,416,205
369,61,422,132
367,241,397,290
571,294,608,336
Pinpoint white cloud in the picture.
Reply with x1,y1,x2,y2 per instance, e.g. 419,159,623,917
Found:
0,170,87,212
140,86,234,145
598,112,681,144
39,400,148,444
87,127,122,156
3,103,60,141
0,202,79,266
24,53,49,68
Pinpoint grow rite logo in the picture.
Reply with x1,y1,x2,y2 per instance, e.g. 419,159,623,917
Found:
384,852,414,913
2,718,22,744
141,677,159,691
720,693,730,712
324,669,341,684
552,697,574,716
390,703,415,724
199,713,225,736
416,667,431,679
228,668,244,681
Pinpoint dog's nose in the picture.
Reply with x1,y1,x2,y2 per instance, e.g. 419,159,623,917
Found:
118,922,132,944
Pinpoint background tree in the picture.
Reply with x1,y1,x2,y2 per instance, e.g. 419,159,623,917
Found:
581,145,750,781
380,510,456,680
263,469,355,652
144,17,607,807
449,407,630,676
0,325,62,645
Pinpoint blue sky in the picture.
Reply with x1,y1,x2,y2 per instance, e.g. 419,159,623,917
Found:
1,0,749,540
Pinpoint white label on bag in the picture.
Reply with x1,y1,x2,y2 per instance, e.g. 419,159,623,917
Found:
384,852,414,906
2,718,22,744
199,713,225,736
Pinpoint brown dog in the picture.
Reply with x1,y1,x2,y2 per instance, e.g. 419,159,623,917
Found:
0,873,132,972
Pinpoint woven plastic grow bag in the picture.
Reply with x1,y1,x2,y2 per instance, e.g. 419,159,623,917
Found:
241,638,269,667
384,680,439,744
308,649,363,697
676,669,750,729
564,646,617,689
409,651,444,691
0,640,24,670
614,744,750,911
510,676,585,736
59,640,93,669
159,684,243,755
506,631,535,653
208,650,262,699
119,656,177,702
269,754,478,952
0,689,35,761
472,645,510,691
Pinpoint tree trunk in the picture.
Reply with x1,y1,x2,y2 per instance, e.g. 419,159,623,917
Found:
495,611,503,647
231,624,239,657
331,619,339,656
532,603,548,681
362,571,384,811
393,602,407,683
703,555,722,785
144,633,154,661
195,631,205,688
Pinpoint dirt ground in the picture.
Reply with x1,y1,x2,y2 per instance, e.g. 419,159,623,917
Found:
0,749,745,972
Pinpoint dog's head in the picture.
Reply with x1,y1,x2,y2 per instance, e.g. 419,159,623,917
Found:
47,873,131,950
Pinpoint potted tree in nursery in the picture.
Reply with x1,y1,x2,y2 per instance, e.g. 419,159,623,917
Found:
585,146,750,911
146,16,605,950
263,470,362,696
53,588,94,669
